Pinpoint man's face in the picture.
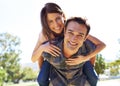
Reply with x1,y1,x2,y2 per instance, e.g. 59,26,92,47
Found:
64,21,87,52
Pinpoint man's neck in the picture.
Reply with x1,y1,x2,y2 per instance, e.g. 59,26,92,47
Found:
63,46,76,58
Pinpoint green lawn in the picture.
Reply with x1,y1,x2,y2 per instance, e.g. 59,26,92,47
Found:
4,82,38,86
4,79,120,86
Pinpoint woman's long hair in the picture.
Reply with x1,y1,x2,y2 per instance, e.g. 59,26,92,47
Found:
40,3,64,42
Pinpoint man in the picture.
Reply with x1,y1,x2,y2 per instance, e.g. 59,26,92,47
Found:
42,17,95,86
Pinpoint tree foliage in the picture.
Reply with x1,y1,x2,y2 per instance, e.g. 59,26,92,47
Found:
22,67,38,82
95,54,106,76
0,33,22,85
0,67,6,86
0,33,38,85
108,59,120,76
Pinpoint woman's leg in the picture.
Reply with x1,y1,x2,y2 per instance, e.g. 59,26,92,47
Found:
83,61,98,86
37,60,51,86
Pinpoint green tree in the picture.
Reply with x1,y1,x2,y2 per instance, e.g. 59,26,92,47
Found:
0,67,6,86
95,54,106,76
108,59,120,76
22,67,38,82
0,33,22,85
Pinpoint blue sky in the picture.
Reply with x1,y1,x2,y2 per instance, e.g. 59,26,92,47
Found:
0,0,120,63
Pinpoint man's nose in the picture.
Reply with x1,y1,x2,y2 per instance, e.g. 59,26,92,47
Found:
71,35,78,41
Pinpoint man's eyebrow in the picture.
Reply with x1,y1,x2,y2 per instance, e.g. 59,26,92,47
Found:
67,29,72,31
68,29,85,35
79,33,84,35
67,29,85,35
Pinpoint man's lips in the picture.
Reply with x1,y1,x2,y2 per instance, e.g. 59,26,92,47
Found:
68,41,78,46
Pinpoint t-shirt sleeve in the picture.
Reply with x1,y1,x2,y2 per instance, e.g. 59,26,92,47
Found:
80,39,96,55
84,39,96,53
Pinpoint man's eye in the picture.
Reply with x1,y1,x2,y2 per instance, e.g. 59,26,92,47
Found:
78,34,83,37
77,35,84,39
68,31,72,34
68,32,73,34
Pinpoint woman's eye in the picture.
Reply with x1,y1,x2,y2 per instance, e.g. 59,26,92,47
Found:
49,21,53,24
56,17,61,21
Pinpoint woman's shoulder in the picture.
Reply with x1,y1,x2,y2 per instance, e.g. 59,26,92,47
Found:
39,31,48,43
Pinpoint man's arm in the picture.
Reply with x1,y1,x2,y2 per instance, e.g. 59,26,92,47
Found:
90,56,96,66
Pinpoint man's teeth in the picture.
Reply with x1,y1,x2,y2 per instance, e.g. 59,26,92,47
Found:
69,41,77,46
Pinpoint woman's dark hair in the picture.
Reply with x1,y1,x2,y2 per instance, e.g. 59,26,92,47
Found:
41,2,64,42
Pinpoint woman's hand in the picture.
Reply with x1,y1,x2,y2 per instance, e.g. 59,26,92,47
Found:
41,42,61,57
65,55,86,65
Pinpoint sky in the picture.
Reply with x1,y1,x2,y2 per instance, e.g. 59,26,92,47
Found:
0,0,120,63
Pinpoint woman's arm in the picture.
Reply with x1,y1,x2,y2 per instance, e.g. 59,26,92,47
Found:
31,32,47,62
31,32,61,67
86,35,106,65
85,34,106,59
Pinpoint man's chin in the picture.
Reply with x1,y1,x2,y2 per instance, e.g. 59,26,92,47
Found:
68,46,77,50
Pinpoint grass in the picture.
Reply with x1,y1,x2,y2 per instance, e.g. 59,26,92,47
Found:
4,79,120,86
4,82,38,86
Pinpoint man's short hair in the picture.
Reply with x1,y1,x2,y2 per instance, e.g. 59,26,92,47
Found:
64,17,90,36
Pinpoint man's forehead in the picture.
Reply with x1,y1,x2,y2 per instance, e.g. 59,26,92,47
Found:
67,21,86,27
66,21,87,32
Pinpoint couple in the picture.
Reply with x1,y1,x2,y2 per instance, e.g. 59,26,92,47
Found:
31,2,106,86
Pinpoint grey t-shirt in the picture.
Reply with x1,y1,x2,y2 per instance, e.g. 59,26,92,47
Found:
42,38,96,86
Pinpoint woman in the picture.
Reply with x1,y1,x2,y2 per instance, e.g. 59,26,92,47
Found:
31,2,106,86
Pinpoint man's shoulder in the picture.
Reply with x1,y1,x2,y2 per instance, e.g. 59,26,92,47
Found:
84,39,96,50
42,36,63,45
80,39,96,55
51,37,63,45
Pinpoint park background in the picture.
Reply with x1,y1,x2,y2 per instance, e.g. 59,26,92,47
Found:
0,0,120,86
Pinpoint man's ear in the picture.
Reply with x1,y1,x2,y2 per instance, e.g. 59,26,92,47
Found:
84,34,89,41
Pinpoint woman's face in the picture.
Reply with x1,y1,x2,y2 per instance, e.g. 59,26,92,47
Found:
47,13,65,34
